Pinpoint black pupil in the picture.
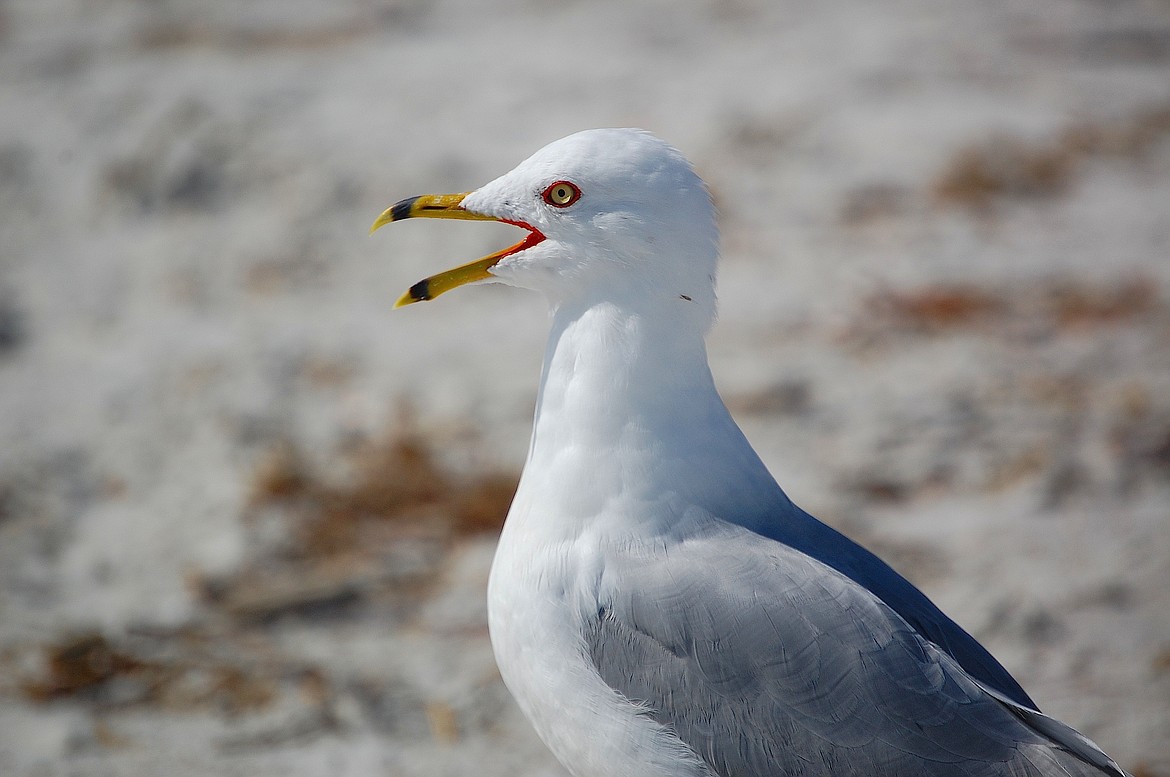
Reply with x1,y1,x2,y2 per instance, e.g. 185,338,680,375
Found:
557,187,569,200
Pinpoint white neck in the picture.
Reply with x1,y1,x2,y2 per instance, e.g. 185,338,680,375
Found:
508,297,792,543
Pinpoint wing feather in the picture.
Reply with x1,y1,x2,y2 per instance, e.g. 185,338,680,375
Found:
584,523,1123,777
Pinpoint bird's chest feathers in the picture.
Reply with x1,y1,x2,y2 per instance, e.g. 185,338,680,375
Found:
487,524,712,777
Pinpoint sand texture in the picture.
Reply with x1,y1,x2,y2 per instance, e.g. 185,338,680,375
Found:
1,1,1168,775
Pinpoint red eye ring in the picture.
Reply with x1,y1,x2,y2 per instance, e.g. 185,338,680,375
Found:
542,180,581,208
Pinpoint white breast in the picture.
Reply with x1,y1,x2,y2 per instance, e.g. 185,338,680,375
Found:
487,506,714,777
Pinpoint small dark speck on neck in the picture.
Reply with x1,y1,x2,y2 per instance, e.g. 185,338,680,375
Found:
679,294,693,302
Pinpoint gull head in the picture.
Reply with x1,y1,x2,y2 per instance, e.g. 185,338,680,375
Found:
372,129,719,324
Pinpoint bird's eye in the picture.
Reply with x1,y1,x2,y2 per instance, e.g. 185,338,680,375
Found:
542,180,581,208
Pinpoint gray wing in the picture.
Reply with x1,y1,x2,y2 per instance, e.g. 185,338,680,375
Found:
585,524,1124,777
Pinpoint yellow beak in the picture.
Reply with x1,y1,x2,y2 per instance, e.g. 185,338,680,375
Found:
370,192,543,307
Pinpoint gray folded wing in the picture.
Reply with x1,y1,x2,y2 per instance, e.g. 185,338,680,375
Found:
585,524,1125,777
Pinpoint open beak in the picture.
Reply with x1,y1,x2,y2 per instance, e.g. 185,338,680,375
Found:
370,192,545,307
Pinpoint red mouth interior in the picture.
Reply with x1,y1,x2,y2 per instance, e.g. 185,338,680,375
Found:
497,219,546,259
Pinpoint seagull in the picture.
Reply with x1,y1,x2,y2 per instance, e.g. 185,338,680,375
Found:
371,129,1129,777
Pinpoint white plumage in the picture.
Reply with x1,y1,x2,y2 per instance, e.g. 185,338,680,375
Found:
373,129,1128,777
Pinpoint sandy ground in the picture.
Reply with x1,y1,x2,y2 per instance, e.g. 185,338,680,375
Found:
1,1,1169,775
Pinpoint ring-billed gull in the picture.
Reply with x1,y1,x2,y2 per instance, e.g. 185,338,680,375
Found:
371,128,1128,777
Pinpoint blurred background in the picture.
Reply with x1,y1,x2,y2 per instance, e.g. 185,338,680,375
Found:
1,1,1168,775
